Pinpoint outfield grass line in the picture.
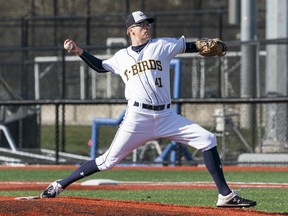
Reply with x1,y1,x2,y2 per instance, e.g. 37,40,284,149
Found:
1,165,288,172
1,181,288,189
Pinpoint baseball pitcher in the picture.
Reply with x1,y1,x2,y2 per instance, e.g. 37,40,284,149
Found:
41,11,256,208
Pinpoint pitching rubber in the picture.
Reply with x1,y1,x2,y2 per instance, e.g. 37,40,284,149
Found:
15,196,41,200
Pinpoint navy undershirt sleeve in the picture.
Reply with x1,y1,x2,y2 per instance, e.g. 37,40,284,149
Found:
185,42,198,53
79,51,108,73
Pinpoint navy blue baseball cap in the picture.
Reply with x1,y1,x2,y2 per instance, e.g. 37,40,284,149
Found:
125,11,154,29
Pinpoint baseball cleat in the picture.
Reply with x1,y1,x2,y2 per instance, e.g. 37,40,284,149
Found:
40,180,63,198
217,190,257,208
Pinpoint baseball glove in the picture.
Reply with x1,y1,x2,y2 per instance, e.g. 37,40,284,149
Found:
195,38,227,57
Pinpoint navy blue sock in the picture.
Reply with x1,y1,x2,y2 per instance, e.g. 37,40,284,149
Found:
202,146,231,196
58,160,100,189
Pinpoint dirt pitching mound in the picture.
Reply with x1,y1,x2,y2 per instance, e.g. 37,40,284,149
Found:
0,196,285,216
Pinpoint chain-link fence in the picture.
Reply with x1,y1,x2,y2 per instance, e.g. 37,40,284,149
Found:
0,97,287,165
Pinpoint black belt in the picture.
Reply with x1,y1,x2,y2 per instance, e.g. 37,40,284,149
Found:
133,102,170,111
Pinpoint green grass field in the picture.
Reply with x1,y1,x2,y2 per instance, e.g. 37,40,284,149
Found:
0,168,287,213
3,125,288,213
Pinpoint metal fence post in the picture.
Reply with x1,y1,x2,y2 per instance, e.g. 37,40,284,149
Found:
55,104,59,164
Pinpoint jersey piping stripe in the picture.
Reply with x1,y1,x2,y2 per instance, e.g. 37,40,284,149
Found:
126,49,153,103
140,39,160,104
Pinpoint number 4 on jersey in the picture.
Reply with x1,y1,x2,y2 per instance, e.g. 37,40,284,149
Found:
155,77,163,87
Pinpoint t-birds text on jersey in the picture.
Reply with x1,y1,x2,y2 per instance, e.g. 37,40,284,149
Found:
124,59,163,81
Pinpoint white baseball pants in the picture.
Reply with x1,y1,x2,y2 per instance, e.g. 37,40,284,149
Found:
95,106,217,170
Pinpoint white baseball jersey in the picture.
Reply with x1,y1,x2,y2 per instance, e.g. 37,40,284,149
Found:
102,36,185,105
95,36,217,170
